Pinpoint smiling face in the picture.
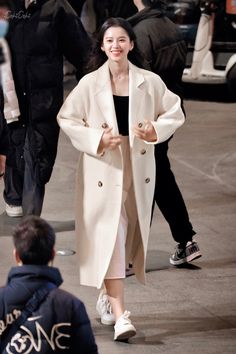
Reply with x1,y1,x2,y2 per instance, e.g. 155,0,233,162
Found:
101,26,134,64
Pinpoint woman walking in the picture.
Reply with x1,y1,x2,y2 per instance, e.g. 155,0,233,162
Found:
57,17,185,341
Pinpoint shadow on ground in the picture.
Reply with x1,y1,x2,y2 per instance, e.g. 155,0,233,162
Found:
0,213,75,237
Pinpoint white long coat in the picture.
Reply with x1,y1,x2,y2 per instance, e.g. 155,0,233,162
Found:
57,61,185,289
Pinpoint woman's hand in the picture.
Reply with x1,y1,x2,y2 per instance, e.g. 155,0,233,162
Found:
133,120,157,142
98,127,122,153
0,155,6,181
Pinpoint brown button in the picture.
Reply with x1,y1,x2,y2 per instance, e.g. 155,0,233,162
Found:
98,181,103,187
138,122,143,128
82,118,88,127
145,178,150,183
102,123,108,129
140,149,146,155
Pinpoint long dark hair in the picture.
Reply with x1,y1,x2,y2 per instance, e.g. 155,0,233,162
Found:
85,17,148,74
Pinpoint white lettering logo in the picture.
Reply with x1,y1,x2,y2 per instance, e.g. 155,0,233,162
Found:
6,322,71,354
0,309,21,335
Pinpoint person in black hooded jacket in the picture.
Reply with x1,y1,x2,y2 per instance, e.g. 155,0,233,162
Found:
3,0,91,217
128,0,201,266
0,215,98,354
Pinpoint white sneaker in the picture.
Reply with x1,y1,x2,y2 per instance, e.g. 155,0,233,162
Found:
5,203,23,217
96,291,115,325
114,310,136,341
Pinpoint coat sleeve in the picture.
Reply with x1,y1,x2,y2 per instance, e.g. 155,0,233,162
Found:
57,0,92,81
133,25,153,70
57,79,104,156
70,300,98,354
149,76,185,144
0,39,20,124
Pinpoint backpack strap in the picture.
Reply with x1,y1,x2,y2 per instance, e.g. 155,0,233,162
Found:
0,282,56,351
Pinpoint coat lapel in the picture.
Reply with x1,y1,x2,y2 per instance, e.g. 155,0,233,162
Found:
128,63,146,147
94,61,146,144
95,62,119,135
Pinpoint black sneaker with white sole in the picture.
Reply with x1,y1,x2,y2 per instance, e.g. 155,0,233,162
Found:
185,241,202,262
170,241,201,266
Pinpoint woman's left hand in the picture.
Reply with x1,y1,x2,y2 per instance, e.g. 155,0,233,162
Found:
133,120,157,142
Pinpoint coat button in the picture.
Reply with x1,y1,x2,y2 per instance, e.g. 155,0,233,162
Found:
145,178,150,183
82,118,88,127
138,122,143,128
140,149,146,155
98,181,103,187
102,123,108,129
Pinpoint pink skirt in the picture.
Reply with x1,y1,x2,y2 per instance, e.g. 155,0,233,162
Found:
105,137,134,279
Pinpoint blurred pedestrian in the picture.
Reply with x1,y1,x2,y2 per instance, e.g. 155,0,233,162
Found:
128,0,201,266
0,0,12,184
0,215,98,353
3,0,91,217
0,91,8,181
57,17,185,341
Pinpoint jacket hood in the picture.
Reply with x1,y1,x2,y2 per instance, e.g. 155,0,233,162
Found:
7,265,63,290
128,7,163,26
0,265,63,308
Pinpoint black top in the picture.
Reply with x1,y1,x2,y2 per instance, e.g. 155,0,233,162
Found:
113,95,129,136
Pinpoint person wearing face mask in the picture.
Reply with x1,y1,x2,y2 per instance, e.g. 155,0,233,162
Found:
0,0,8,38
2,0,91,217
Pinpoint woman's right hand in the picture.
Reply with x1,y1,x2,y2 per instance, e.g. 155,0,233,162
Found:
98,127,122,152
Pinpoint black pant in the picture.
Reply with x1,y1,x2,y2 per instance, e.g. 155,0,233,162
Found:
154,139,196,246
4,125,45,216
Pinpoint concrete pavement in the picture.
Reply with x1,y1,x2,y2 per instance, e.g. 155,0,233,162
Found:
0,78,236,353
